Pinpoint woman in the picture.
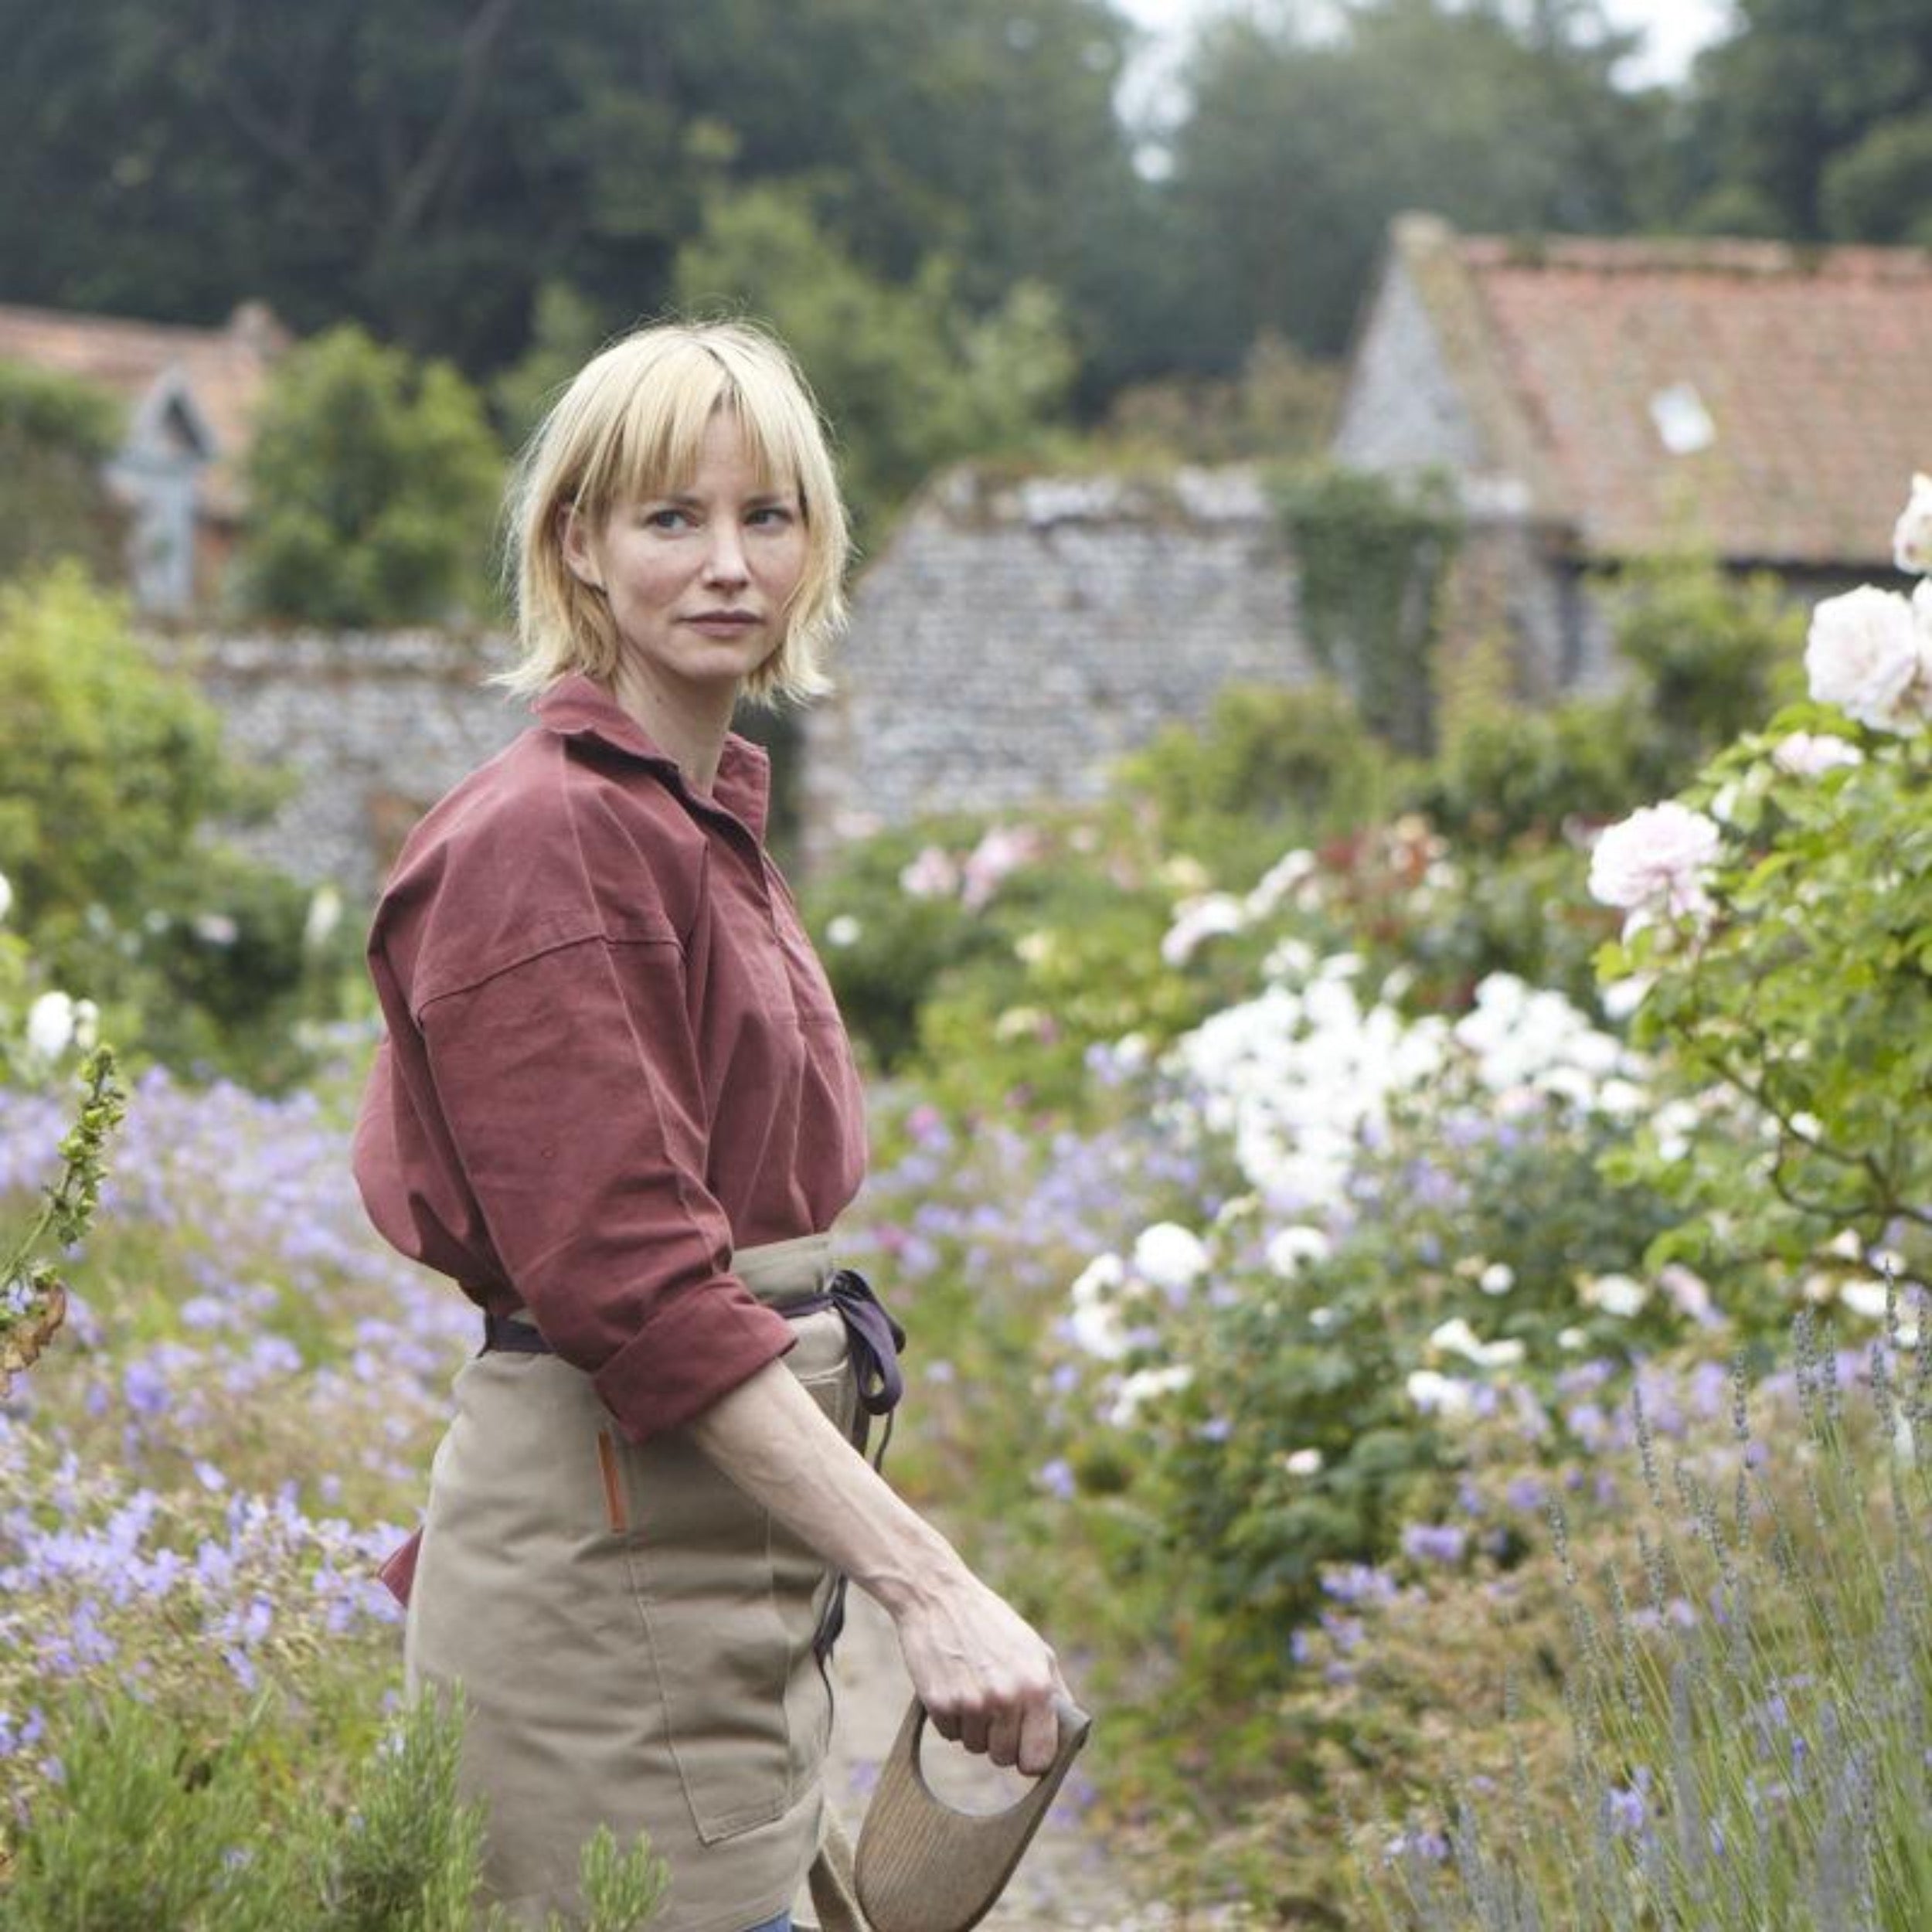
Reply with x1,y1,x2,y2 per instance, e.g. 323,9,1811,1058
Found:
351,320,1065,1931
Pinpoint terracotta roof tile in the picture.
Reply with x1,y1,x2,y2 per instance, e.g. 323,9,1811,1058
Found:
1450,233,1932,566
0,301,288,519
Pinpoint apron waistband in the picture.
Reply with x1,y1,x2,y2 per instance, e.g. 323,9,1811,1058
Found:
482,1234,906,1419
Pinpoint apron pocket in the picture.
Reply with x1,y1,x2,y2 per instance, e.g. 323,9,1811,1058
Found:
619,1311,856,1847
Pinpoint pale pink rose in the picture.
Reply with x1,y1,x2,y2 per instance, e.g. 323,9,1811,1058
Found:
1894,472,1932,575
898,845,961,900
1805,586,1922,733
960,825,1042,912
1587,803,1722,917
1772,731,1864,778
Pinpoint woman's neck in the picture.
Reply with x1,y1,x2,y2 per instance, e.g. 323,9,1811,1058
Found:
608,659,740,798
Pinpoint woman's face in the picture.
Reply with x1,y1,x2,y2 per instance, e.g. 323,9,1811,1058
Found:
563,410,809,702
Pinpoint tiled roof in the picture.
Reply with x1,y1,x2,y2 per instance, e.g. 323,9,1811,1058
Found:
1405,218,1932,566
0,301,288,519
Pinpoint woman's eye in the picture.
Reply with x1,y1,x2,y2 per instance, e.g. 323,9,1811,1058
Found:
644,508,689,530
749,505,796,528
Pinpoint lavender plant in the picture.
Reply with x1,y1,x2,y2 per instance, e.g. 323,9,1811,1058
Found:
1359,1294,1932,1930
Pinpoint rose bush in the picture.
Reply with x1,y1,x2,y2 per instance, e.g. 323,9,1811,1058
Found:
1591,479,1932,1304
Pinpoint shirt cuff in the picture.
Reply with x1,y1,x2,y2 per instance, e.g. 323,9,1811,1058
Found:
592,1277,797,1443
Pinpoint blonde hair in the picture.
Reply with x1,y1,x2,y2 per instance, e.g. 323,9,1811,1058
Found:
496,318,850,705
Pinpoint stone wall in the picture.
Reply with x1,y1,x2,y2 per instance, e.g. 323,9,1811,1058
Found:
155,629,528,903
1332,258,1485,477
798,466,1312,873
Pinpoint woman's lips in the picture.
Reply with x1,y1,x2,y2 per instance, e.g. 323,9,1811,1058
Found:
685,611,761,636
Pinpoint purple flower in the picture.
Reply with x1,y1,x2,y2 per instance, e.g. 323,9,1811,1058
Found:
1035,1459,1076,1501
1400,1522,1468,1566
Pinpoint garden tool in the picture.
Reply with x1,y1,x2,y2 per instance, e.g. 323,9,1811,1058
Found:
809,1692,1094,1932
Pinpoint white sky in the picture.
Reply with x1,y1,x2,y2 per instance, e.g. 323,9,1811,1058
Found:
1112,0,1736,89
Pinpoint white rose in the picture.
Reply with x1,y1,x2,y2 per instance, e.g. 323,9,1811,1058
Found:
1132,1222,1210,1293
1840,1281,1889,1321
1805,586,1923,733
1579,1271,1649,1318
26,990,75,1061
1283,1447,1325,1477
1587,803,1722,917
1894,472,1932,574
1266,1226,1332,1276
1160,893,1246,968
825,914,862,947
302,884,343,952
1479,1262,1515,1296
1406,1369,1474,1418
0,869,12,923
1773,732,1864,779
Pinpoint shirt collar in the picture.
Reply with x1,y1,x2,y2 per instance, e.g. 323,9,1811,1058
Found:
534,671,772,844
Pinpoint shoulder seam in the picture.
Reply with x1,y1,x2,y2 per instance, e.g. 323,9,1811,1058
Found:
415,930,684,1022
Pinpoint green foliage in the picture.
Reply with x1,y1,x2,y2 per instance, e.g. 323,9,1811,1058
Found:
1,1046,126,1401
1687,0,1932,240
1598,706,1932,1284
1419,554,1806,859
234,324,503,628
0,566,341,1081
1822,111,1932,244
0,0,1146,393
1274,466,1463,753
0,359,127,584
2,1686,668,1930
1165,0,1664,364
1094,333,1341,468
1118,682,1403,887
491,281,613,448
672,185,1076,536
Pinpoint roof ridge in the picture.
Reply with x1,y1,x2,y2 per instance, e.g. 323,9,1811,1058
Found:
1454,232,1932,282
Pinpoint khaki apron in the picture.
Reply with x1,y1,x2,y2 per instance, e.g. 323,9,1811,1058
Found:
404,1233,861,1932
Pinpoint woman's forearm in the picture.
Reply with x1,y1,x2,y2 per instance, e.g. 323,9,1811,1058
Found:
685,1356,1066,1772
685,1355,962,1612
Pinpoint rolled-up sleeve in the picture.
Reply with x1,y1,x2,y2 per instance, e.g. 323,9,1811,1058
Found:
417,932,795,1440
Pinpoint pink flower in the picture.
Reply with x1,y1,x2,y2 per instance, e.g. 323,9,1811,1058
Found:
1804,586,1923,733
960,825,1042,912
1587,803,1721,917
898,845,960,900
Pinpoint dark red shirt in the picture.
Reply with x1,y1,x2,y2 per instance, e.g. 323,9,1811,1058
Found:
350,672,868,1441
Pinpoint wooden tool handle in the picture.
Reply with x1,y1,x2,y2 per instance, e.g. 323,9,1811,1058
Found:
853,1694,1094,1932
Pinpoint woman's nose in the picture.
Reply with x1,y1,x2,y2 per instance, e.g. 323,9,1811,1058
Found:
702,526,750,586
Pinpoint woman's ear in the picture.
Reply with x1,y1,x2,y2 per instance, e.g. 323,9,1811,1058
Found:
558,502,604,591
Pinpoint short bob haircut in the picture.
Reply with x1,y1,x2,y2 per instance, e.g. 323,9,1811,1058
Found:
496,318,850,706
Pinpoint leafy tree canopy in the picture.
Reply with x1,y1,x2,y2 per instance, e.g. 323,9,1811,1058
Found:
234,325,503,628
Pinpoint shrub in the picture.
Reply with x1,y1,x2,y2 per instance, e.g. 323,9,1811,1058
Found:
2,1686,668,1930
234,325,503,628
0,359,127,584
0,567,342,1081
1115,680,1402,889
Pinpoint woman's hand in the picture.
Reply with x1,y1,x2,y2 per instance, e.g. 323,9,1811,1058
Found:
887,1568,1066,1775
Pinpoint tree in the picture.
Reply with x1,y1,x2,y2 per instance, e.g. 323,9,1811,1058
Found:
234,325,504,628
1162,0,1662,366
0,0,1151,393
0,362,127,585
1683,0,1932,240
672,185,1077,537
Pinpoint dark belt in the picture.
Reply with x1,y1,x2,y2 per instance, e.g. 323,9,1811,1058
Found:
482,1267,906,1416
